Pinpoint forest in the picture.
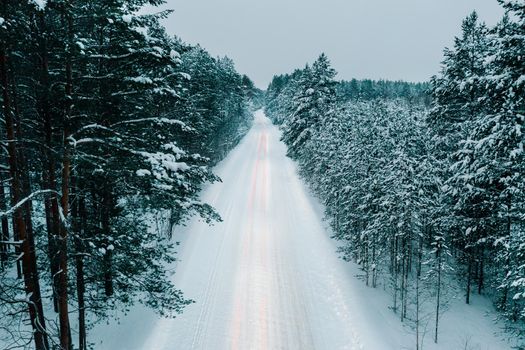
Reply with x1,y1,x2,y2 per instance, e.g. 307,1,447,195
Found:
1,0,524,349
0,0,261,349
265,2,524,347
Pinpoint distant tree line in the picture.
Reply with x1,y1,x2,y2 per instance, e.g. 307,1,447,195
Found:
267,71,430,114
265,1,524,348
337,79,431,105
0,0,259,349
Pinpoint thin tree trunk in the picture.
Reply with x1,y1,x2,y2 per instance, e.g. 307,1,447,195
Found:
37,8,61,313
57,3,74,348
435,240,442,344
466,252,471,305
478,246,484,294
72,175,87,350
365,237,369,287
0,174,9,269
499,195,513,311
400,237,406,322
393,233,399,313
102,188,114,297
416,233,423,350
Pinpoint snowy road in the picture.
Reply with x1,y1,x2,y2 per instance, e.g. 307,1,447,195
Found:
95,110,400,349
130,110,394,350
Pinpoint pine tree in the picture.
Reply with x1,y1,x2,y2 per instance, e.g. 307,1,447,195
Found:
281,54,337,159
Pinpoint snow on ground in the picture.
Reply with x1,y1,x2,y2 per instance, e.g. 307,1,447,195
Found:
92,110,512,350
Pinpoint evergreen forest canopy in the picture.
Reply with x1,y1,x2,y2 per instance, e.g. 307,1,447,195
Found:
265,0,525,345
0,0,261,349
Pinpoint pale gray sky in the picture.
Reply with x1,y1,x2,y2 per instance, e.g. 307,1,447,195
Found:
154,0,504,88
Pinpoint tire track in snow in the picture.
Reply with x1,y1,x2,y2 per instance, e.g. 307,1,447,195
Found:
189,198,235,349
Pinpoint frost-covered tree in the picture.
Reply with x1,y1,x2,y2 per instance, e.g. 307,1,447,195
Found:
429,0,525,338
280,54,337,159
428,11,495,305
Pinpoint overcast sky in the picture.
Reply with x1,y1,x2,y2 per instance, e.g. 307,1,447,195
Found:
153,0,504,88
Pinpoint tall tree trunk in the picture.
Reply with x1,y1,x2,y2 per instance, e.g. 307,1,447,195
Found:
1,43,49,350
38,8,61,313
58,3,74,348
13,79,50,350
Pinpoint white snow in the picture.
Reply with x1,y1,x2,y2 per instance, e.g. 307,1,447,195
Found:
152,46,164,55
516,74,525,86
92,110,512,350
122,15,133,24
170,50,181,59
136,169,151,177
30,0,46,10
164,161,189,173
0,18,4,26
180,72,191,80
161,142,185,157
126,76,153,84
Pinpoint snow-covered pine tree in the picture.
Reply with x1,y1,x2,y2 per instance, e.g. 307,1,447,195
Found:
281,53,336,160
466,1,525,333
429,11,493,305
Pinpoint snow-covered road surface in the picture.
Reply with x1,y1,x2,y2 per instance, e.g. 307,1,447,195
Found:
93,110,510,350
158,110,386,350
